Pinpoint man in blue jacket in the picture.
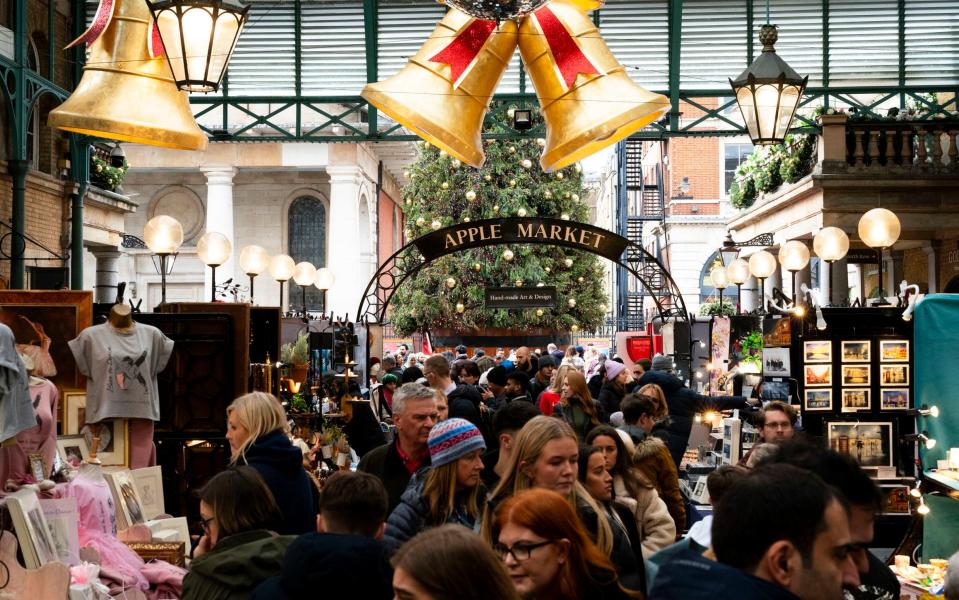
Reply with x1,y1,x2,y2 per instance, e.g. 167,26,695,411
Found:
639,354,757,467
649,463,859,600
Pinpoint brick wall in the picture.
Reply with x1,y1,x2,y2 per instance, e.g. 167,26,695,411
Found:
669,136,721,202
0,164,67,287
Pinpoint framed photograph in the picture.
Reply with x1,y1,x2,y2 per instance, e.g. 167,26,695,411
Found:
27,453,46,481
842,365,871,386
56,435,90,469
0,291,93,390
804,364,832,387
879,340,909,363
841,388,871,412
123,541,186,568
880,485,911,515
40,497,80,565
63,393,129,467
880,364,909,386
106,470,147,530
803,340,832,363
826,421,894,467
880,388,910,410
841,341,871,363
805,389,833,411
131,466,165,521
762,347,791,377
7,489,60,568
762,379,791,402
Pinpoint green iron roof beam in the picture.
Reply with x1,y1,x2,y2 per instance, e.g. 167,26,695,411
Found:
364,0,379,137
667,0,683,132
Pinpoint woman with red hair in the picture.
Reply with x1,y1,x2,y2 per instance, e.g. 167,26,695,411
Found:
492,488,640,600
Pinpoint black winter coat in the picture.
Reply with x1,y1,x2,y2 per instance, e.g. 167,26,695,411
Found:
649,550,801,600
358,441,431,513
243,430,319,535
447,384,493,444
597,381,627,417
637,371,749,468
381,468,478,555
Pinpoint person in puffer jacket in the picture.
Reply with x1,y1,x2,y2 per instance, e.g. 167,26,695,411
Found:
382,418,486,554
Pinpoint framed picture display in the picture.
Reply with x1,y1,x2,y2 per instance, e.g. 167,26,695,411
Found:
841,388,871,412
841,341,871,363
804,364,832,387
56,435,90,469
803,341,832,363
841,365,871,386
826,421,894,467
7,489,60,568
27,454,46,481
0,291,93,390
880,485,911,515
762,379,790,401
879,364,909,386
106,470,147,530
64,393,129,467
880,388,910,410
879,340,909,362
761,347,791,377
804,389,833,411
131,466,165,521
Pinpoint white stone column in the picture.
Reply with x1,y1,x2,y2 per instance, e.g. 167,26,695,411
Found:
924,245,937,293
201,167,238,302
92,249,122,303
740,275,758,312
326,166,364,319
882,250,896,302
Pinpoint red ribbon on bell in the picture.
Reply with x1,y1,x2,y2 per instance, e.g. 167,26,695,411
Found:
66,0,164,58
530,3,600,90
428,18,498,88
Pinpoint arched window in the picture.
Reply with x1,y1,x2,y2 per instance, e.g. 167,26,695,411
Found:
699,251,739,304
288,196,328,311
26,38,40,166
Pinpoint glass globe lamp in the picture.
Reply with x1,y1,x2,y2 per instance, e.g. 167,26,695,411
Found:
268,254,296,309
314,268,336,314
748,250,777,314
143,215,184,305
813,228,849,306
197,231,233,302
858,208,901,304
239,245,269,302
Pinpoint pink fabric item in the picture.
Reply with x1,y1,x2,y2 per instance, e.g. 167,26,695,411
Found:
141,560,186,600
128,419,156,469
67,471,118,535
80,530,148,592
0,379,58,484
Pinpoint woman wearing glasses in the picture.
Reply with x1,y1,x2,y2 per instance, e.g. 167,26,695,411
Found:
184,467,292,600
492,488,640,599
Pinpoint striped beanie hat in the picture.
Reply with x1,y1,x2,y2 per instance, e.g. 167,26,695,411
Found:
427,418,486,468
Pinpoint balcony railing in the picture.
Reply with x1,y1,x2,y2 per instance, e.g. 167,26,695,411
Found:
821,114,958,173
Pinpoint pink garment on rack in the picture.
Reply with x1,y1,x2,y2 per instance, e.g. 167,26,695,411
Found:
128,419,156,469
0,379,59,485
141,560,186,599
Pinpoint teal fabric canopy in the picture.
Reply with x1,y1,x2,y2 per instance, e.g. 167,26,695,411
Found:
914,294,959,469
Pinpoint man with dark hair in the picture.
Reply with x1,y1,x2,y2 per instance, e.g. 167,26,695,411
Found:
481,400,540,487
505,371,532,403
381,355,403,379
528,355,555,403
650,463,859,600
422,353,487,440
760,441,900,600
253,470,393,599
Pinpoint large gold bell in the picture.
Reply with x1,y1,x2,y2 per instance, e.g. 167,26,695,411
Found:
520,0,668,171
363,10,517,168
48,0,207,150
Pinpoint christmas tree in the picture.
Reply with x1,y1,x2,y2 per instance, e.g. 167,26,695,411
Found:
389,107,608,337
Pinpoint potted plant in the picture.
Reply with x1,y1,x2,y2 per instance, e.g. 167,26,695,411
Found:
280,333,310,384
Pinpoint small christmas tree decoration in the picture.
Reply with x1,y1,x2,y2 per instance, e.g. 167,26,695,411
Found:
439,149,448,158
536,309,544,316
555,172,564,180
507,108,516,118
502,249,514,261
544,266,551,273
456,302,465,313
445,277,457,289
515,279,523,287
517,208,528,217
484,174,492,182
571,324,579,332
464,217,471,222
509,179,517,187
537,138,546,147
571,194,580,202
416,217,426,226
564,258,574,268
568,298,577,308
508,146,516,154
403,170,410,179
536,282,545,287
493,204,500,212
560,212,570,220
409,172,415,179
452,158,461,168
406,198,413,205
564,192,571,199
544,190,552,198
441,181,449,189
574,164,582,174
578,276,585,283
466,190,477,201
521,159,533,169
473,263,482,272
431,219,442,230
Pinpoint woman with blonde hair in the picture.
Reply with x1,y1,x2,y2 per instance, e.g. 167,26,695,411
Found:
537,364,571,416
382,419,486,554
483,416,635,580
226,392,317,534
555,370,602,440
638,383,668,422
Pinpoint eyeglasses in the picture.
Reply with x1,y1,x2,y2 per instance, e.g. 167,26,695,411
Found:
200,515,215,533
493,540,555,562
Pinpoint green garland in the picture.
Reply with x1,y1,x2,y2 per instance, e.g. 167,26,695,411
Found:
91,154,128,192
729,133,817,210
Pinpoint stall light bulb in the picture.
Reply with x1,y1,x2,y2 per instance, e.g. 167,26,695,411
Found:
695,371,703,379
925,437,937,450
917,499,930,515
909,484,922,498
793,305,806,317
816,306,827,331
699,340,706,349
928,405,940,418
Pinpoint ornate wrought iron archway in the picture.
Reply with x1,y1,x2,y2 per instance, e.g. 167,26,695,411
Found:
355,218,689,333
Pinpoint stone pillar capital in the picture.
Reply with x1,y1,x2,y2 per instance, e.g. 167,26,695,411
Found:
201,167,239,186
326,165,365,184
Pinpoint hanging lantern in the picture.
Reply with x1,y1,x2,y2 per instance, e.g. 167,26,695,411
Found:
719,232,741,266
148,0,250,93
729,24,808,145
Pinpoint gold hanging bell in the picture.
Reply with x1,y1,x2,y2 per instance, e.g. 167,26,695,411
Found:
519,0,669,171
48,0,207,150
362,10,517,168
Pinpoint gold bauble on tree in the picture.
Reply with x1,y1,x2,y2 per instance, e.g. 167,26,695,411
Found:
431,219,443,230
536,309,544,316
518,208,528,217
446,277,457,289
568,298,576,308
502,249,514,261
456,302,465,313
515,279,523,287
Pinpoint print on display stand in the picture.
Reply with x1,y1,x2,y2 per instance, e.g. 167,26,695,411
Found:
841,340,870,363
841,364,871,387
879,340,909,362
880,388,910,410
879,364,909,386
804,389,833,411
55,435,90,469
841,388,871,413
803,340,832,363
64,392,130,467
762,379,790,402
761,347,790,377
804,364,832,387
826,421,894,468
